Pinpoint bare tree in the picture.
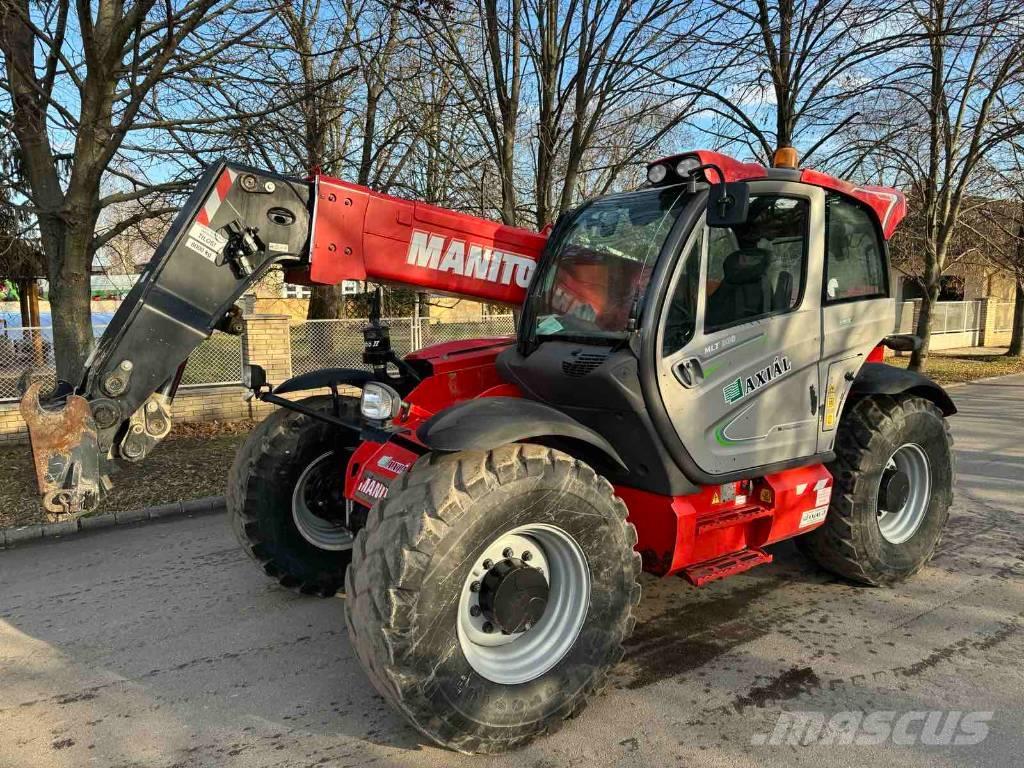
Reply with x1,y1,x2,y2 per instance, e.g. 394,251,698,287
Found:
525,0,703,227
851,0,1024,370
668,0,915,164
415,0,525,224
0,0,275,379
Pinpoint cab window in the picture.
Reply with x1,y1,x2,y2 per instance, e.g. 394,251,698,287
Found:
704,196,808,333
662,232,702,356
824,193,888,302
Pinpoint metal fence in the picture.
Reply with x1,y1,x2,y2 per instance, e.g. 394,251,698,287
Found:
930,300,982,335
0,325,243,402
290,315,516,375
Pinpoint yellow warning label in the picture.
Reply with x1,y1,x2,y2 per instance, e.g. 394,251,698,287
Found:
760,488,772,503
823,381,839,429
712,492,721,505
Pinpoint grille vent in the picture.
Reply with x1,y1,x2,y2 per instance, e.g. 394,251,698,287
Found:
561,352,608,377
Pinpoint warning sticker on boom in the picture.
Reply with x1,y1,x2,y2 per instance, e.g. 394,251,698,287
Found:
186,222,228,263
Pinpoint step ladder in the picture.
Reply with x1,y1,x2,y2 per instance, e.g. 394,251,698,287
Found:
682,547,773,587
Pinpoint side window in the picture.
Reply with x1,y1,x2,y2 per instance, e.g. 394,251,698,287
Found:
825,194,887,302
705,196,808,333
662,232,703,356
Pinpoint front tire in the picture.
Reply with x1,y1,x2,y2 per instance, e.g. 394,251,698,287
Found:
345,444,641,754
798,394,954,585
227,394,359,596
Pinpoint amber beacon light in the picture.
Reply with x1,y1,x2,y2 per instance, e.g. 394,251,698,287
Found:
773,146,799,169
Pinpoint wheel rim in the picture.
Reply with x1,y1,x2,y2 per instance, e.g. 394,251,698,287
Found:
456,524,591,685
876,443,931,544
291,452,354,551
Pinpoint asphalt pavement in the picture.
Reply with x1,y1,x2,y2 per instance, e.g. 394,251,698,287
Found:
1,375,1022,768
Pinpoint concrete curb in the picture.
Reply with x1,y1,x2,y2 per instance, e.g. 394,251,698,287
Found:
0,495,225,550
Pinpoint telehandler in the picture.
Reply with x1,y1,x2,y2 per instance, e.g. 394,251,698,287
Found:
21,148,954,753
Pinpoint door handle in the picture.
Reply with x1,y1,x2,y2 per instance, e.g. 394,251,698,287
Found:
674,358,704,388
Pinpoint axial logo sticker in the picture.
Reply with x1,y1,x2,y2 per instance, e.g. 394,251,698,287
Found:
722,356,792,404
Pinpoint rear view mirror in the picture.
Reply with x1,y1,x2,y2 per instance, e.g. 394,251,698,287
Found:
706,182,750,227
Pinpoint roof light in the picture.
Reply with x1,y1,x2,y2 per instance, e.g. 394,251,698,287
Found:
646,164,668,184
773,146,799,169
675,157,701,178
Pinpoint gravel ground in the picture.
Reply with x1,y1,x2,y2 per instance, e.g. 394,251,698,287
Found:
0,421,252,528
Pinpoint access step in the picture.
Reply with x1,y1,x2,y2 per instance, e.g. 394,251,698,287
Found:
695,505,773,534
681,547,773,587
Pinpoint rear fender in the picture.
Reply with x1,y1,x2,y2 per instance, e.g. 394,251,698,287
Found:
416,396,627,472
848,362,956,416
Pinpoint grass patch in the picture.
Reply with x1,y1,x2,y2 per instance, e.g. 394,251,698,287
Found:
1,419,254,529
886,353,1024,385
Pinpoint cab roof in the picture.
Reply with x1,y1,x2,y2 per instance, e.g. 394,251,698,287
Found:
650,150,907,240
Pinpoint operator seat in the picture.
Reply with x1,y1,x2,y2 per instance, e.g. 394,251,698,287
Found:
705,248,773,330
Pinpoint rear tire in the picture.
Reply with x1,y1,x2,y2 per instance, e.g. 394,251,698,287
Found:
227,394,359,596
798,394,954,586
345,444,641,754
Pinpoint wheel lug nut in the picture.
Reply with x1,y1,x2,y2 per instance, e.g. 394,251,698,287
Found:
521,551,532,561
470,581,481,592
482,559,493,570
482,622,494,634
502,547,514,558
470,605,481,617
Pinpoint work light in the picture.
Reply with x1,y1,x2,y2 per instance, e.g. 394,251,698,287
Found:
360,382,402,422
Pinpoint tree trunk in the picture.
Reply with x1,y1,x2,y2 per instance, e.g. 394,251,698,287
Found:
17,280,31,327
48,255,93,382
1007,279,1024,357
307,285,345,321
909,283,938,371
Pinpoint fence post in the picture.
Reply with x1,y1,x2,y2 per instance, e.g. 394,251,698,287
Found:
978,298,992,347
243,314,292,384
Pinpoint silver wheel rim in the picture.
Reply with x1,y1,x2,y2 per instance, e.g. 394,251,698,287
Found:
456,524,590,685
291,452,354,551
877,443,931,544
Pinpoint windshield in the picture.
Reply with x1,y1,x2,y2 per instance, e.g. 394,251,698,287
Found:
532,187,689,339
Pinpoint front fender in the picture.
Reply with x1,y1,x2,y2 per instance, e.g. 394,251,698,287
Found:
849,362,956,416
416,396,627,470
273,367,372,395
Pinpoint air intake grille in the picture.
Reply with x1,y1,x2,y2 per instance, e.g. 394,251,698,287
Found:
562,352,608,377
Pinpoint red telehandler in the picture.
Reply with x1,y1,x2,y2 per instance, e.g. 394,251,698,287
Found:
21,149,955,753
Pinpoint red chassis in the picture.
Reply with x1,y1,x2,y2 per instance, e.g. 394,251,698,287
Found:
343,338,832,584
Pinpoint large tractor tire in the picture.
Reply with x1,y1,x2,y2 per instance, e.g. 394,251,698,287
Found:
798,394,953,586
227,394,360,597
345,444,641,754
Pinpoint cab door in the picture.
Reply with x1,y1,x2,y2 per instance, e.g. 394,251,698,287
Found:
816,193,896,452
656,181,826,477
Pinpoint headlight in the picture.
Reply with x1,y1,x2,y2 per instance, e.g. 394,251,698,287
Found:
675,156,701,178
646,163,668,184
361,382,402,421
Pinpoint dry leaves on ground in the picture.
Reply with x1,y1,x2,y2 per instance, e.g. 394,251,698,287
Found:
0,420,254,529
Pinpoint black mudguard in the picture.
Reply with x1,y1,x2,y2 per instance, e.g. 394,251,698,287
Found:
417,397,627,469
273,368,372,395
849,362,957,416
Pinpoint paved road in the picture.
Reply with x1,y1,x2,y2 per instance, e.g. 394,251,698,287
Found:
2,376,1023,768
